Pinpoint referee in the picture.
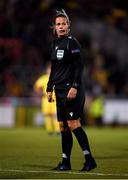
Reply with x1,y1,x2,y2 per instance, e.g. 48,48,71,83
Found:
46,9,97,171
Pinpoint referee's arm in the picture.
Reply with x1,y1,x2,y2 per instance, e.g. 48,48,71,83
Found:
46,63,54,102
70,38,83,90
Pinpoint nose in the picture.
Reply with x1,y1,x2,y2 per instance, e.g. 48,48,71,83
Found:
59,25,63,29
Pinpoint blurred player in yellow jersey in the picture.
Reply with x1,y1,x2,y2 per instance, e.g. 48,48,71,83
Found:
34,63,59,134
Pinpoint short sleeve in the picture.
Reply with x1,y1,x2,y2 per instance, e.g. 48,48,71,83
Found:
69,37,81,55
68,36,83,89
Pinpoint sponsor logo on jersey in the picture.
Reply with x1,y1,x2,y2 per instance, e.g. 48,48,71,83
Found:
57,49,64,60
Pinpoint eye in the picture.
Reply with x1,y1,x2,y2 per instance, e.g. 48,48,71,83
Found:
56,23,60,26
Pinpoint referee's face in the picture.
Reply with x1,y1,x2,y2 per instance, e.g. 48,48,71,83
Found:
55,17,69,38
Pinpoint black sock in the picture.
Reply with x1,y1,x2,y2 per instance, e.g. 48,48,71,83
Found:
61,130,73,165
73,127,93,162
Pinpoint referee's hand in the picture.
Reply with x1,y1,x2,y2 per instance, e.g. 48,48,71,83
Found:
47,92,54,102
67,88,77,100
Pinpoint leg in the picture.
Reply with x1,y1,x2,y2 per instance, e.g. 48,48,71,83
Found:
53,90,73,171
53,116,60,133
50,101,60,134
68,119,92,157
59,121,73,166
53,121,73,171
42,97,54,134
68,119,97,171
44,114,54,134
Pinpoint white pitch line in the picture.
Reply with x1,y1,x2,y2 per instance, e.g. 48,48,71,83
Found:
0,168,128,177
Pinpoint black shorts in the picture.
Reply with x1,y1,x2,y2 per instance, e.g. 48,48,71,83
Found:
55,86,85,121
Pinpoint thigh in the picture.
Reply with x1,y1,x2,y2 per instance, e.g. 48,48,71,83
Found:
55,87,85,121
66,87,85,120
67,119,81,130
55,89,68,121
59,121,69,131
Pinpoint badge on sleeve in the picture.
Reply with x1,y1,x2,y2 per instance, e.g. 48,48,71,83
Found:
57,50,64,60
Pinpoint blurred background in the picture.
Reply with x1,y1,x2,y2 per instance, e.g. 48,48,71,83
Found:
0,0,128,128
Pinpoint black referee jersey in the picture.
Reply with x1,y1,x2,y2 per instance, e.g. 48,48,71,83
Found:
46,35,84,92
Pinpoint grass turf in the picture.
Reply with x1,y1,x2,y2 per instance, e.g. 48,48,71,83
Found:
0,127,128,179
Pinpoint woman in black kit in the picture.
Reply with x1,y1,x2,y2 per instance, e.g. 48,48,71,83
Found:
46,9,97,171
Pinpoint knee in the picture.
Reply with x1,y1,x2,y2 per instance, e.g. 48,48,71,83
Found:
67,119,81,131
59,122,69,132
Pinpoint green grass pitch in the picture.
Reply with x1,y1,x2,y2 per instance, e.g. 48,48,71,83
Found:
0,127,128,179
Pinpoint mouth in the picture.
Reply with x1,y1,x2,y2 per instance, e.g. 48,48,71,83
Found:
59,30,65,33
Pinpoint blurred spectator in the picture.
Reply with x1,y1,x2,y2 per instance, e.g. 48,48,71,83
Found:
4,68,24,96
34,63,59,134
